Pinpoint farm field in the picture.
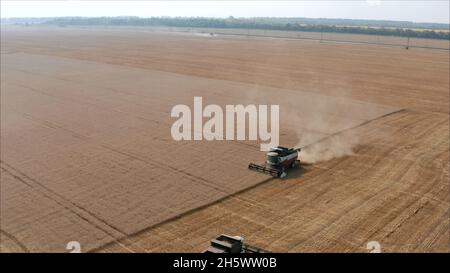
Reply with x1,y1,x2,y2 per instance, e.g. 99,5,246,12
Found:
151,26,450,49
0,26,448,252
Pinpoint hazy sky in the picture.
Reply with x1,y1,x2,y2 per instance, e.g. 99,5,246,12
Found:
1,1,449,24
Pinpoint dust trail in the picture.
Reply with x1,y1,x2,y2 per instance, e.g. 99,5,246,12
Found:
298,132,359,164
285,89,374,164
244,81,381,162
297,107,401,164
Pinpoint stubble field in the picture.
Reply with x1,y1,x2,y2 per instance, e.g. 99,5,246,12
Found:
1,26,448,252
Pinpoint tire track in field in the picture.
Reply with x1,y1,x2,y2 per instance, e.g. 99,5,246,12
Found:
0,162,144,253
89,175,276,253
0,229,30,253
9,79,258,192
18,111,231,194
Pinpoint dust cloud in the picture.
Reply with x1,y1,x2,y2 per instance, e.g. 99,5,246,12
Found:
245,82,386,164
298,132,359,164
286,92,372,164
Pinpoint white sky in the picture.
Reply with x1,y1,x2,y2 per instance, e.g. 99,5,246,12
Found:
1,1,449,24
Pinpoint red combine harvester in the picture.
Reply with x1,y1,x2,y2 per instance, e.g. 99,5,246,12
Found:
248,146,301,178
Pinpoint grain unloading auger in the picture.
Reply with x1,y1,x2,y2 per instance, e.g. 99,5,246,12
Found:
248,146,301,178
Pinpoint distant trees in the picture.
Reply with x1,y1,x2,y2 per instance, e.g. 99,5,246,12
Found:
44,17,450,40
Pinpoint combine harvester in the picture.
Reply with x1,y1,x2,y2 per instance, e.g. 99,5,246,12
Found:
205,234,267,253
248,146,301,178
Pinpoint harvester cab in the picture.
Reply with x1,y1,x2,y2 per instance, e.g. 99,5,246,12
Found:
248,146,301,178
